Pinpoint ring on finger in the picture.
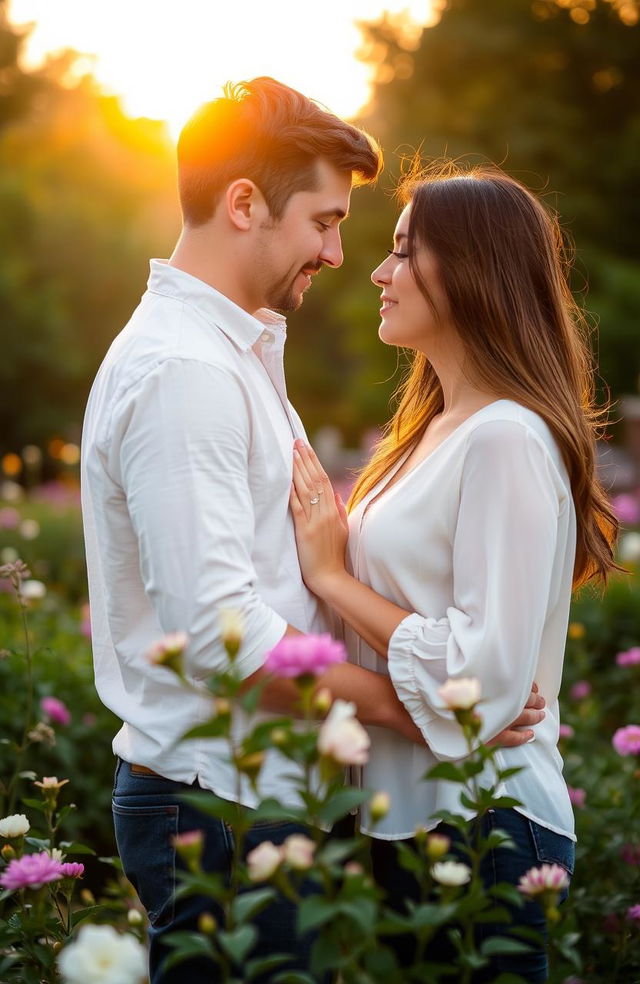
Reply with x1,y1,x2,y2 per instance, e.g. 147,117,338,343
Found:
310,496,320,505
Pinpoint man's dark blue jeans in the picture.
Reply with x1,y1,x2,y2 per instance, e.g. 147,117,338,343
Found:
112,758,326,984
370,807,575,983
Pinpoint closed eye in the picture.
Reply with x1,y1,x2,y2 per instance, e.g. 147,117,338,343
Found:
387,249,409,259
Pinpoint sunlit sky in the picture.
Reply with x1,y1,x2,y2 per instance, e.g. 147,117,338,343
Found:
9,0,433,137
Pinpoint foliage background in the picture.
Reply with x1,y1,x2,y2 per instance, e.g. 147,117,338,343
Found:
0,0,639,453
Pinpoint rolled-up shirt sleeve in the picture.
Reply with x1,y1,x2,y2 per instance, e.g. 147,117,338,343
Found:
116,357,287,680
387,420,563,760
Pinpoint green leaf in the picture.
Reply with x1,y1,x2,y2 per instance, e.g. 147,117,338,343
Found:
249,798,305,825
426,762,468,783
162,932,217,971
244,953,291,980
72,904,107,928
181,718,231,741
271,972,318,984
231,887,276,924
218,924,258,964
58,840,96,855
297,895,336,934
316,787,370,826
480,936,534,956
20,798,46,812
179,790,241,824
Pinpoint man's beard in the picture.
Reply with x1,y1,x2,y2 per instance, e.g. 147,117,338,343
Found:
265,263,321,313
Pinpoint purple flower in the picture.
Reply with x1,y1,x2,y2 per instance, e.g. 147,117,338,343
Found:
568,786,586,808
611,493,640,527
620,843,640,866
558,724,574,739
59,862,84,879
40,697,71,727
0,851,63,891
569,680,591,701
264,633,346,678
616,647,640,667
626,904,640,921
612,724,640,756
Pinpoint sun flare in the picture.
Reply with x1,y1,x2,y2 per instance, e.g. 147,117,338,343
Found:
9,0,433,138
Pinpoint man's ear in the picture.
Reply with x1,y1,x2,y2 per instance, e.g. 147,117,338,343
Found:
225,179,268,231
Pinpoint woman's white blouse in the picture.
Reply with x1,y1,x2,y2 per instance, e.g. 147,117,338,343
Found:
346,400,577,841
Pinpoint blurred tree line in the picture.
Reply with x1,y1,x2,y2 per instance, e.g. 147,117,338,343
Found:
0,0,638,454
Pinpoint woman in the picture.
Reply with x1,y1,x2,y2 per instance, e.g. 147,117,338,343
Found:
289,164,618,981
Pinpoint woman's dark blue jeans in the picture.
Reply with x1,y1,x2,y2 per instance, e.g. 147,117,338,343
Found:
112,758,326,984
370,807,575,983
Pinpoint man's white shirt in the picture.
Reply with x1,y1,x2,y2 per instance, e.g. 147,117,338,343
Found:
81,259,331,807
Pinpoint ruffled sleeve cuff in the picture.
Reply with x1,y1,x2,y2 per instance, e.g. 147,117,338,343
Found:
387,612,474,761
387,613,441,736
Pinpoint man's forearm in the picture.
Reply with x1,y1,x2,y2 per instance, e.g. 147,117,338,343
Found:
244,648,424,745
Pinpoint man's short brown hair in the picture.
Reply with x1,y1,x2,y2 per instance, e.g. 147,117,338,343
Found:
177,77,382,225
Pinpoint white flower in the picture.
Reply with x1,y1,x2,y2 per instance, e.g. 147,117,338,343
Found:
438,677,481,711
0,814,30,837
57,924,147,984
246,841,282,881
145,631,189,672
317,699,370,765
19,519,40,540
281,834,316,870
619,532,640,564
21,580,46,600
49,848,65,862
218,608,244,650
431,860,472,886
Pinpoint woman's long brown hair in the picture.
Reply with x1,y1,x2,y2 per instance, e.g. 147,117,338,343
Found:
349,163,618,588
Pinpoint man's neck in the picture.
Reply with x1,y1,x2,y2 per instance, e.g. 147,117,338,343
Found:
169,229,255,313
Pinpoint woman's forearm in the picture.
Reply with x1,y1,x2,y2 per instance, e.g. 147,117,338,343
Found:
313,570,410,660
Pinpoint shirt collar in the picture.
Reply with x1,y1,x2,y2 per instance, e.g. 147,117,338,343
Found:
147,259,287,351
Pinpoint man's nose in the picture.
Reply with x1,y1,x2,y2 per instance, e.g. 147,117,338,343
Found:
319,228,344,269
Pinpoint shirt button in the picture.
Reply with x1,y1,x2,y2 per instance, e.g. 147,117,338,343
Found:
261,331,271,342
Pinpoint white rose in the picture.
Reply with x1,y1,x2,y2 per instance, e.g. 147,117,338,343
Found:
438,677,481,711
318,699,370,765
431,860,472,886
19,519,40,540
246,841,282,881
21,580,46,600
57,924,147,984
0,814,30,837
282,834,316,870
218,608,244,649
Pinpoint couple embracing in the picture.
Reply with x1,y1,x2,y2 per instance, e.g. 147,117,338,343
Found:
80,77,617,983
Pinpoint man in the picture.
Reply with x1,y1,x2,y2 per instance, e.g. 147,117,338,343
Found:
81,78,544,983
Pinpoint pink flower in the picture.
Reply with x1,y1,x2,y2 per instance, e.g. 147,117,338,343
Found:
518,863,569,897
611,493,640,527
80,602,92,639
59,862,84,879
616,647,640,667
612,724,640,756
0,851,63,891
558,724,574,739
264,633,346,679
0,507,20,529
620,843,640,866
569,680,591,700
40,697,71,727
626,904,640,921
568,786,586,808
